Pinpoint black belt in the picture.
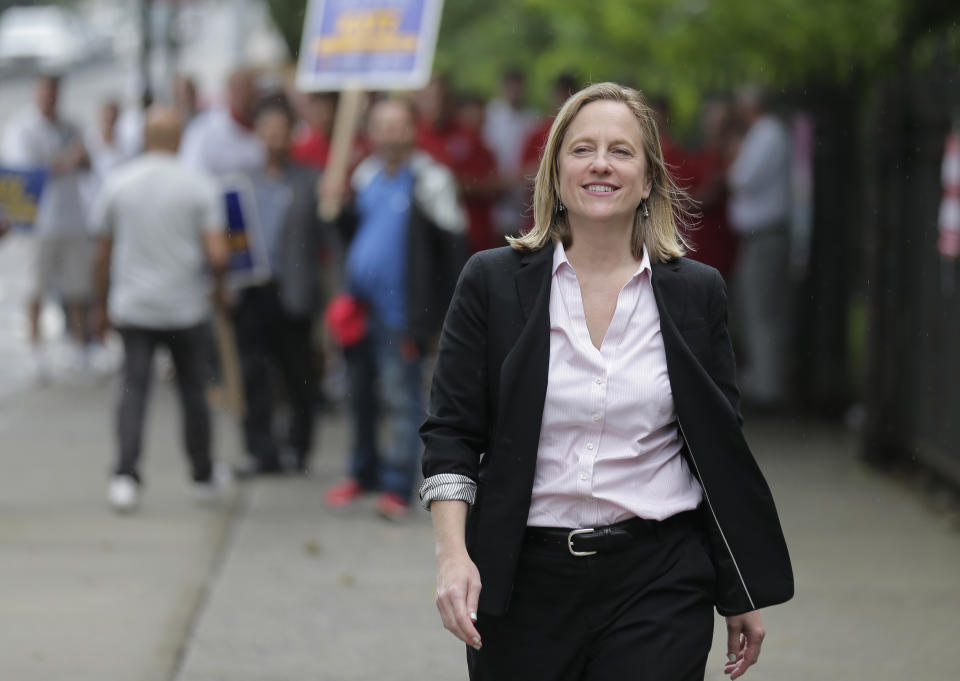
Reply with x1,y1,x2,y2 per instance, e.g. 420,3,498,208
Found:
524,510,699,557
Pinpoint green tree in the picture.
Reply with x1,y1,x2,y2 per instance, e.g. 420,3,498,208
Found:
267,0,959,110
266,0,309,58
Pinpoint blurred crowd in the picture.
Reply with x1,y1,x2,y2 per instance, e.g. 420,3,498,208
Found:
0,65,794,518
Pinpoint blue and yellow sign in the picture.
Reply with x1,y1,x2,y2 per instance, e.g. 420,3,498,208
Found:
223,183,271,289
224,189,255,273
296,0,444,92
0,167,47,230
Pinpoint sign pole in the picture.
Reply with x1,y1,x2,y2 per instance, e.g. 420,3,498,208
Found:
213,308,245,416
319,88,364,221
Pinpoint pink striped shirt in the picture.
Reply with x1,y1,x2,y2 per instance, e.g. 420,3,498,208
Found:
527,242,702,528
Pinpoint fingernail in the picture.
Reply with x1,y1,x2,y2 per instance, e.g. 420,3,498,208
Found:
472,644,482,651
472,636,481,645
727,653,737,662
469,612,478,621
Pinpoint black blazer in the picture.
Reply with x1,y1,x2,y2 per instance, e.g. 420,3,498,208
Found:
421,243,794,617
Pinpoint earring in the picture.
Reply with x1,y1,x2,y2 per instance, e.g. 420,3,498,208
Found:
557,197,565,213
640,198,650,219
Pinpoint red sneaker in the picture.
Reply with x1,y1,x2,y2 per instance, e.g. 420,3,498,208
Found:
376,492,410,521
324,478,365,508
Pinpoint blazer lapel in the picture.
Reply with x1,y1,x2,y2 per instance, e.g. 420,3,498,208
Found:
515,244,554,321
652,259,703,401
490,244,552,485
505,244,553,401
651,258,687,331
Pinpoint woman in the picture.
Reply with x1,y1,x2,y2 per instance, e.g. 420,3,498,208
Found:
419,83,793,681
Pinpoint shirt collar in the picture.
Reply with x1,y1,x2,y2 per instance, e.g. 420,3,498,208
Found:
551,239,652,278
551,239,568,276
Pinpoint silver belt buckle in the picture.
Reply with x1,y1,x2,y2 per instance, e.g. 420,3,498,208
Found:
567,528,597,557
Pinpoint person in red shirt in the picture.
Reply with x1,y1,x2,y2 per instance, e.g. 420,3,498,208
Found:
291,92,337,171
416,77,500,252
519,73,580,230
649,95,693,187
453,95,500,252
685,98,740,278
414,76,453,165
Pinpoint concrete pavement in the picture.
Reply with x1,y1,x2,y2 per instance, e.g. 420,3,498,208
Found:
0,378,239,681
1,375,959,680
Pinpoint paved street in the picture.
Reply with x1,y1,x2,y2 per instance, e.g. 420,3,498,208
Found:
1,375,958,680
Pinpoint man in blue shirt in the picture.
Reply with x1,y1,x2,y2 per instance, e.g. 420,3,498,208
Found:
325,98,466,519
344,163,414,330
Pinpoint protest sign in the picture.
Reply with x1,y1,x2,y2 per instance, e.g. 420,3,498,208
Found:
222,176,271,290
296,1,445,218
0,167,47,230
295,0,444,92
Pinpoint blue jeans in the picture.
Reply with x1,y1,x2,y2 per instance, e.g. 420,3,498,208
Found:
344,322,423,501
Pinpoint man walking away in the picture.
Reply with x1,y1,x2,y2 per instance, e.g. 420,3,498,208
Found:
90,106,230,513
232,96,323,477
2,73,92,379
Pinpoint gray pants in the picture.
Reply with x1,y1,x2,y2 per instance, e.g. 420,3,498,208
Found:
115,324,212,483
732,225,791,404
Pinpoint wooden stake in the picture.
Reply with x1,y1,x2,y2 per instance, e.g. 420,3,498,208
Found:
213,309,245,416
320,88,364,221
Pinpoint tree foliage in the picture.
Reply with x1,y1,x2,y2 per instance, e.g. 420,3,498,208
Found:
266,0,309,58
434,0,911,102
267,0,959,113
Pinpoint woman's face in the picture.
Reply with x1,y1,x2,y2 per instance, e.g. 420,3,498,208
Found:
557,100,652,226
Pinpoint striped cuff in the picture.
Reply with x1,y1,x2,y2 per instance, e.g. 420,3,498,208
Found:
419,473,477,510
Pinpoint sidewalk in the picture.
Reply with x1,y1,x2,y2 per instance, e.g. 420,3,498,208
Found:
1,377,959,680
0,379,239,681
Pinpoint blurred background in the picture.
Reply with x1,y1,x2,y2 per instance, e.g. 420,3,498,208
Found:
0,1,958,679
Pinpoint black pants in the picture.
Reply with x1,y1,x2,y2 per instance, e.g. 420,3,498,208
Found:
115,324,212,483
232,284,316,466
468,512,715,681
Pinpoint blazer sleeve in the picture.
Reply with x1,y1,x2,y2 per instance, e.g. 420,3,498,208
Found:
706,269,743,425
420,253,490,483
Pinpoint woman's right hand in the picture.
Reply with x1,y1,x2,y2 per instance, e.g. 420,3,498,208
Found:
435,547,483,650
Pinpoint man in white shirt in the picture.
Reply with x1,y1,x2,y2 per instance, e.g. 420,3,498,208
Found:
179,67,265,178
727,87,792,409
90,106,230,513
85,99,130,187
115,89,152,159
2,74,92,375
177,68,264,400
483,69,537,237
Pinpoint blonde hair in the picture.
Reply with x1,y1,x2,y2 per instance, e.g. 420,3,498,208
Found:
508,82,692,262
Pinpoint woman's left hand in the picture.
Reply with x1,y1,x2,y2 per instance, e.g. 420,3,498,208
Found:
723,610,765,679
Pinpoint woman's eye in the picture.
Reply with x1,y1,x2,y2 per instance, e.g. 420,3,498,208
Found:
612,148,631,157
572,146,590,154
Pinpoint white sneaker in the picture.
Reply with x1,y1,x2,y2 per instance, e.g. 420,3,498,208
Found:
56,342,90,381
108,475,139,513
87,342,120,376
191,461,233,506
30,346,51,385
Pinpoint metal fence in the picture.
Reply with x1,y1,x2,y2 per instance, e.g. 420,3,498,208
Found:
863,59,960,485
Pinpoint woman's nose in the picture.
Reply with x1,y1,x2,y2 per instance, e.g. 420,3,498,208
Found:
590,152,613,172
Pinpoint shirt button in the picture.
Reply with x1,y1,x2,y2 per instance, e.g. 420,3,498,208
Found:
586,443,594,450
579,472,588,481
595,378,603,385
592,413,601,421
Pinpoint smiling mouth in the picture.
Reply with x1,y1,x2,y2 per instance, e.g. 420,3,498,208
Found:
583,184,618,193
